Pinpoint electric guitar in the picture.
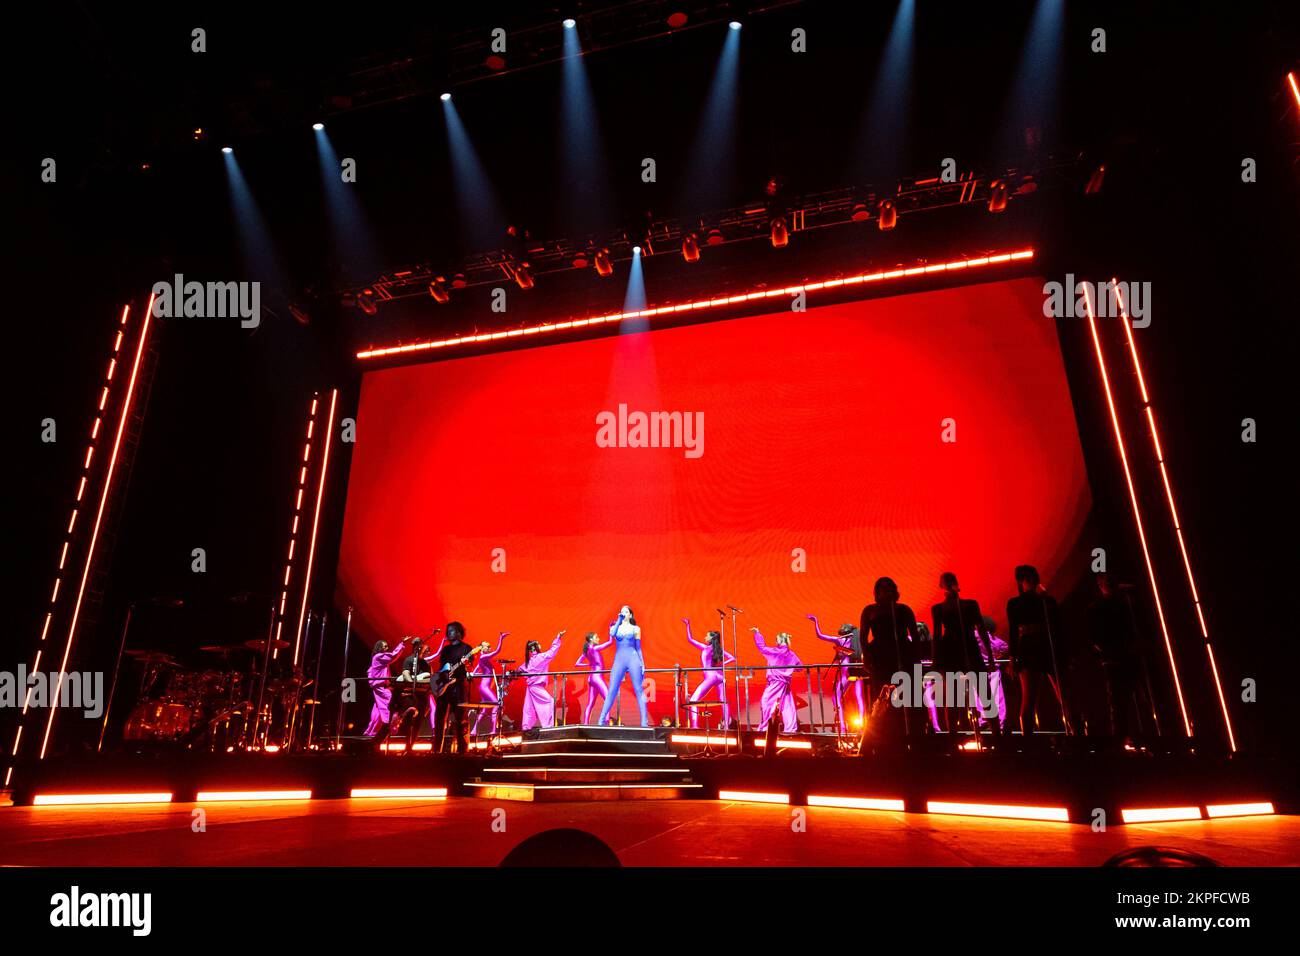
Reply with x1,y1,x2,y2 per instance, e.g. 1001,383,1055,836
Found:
432,642,491,698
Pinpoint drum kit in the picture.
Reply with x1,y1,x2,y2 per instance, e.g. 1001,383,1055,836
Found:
121,638,319,751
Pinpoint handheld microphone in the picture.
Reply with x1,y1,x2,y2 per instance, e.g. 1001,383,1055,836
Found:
727,605,744,613
716,608,727,617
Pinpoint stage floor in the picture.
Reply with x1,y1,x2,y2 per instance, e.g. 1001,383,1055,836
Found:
0,797,1294,867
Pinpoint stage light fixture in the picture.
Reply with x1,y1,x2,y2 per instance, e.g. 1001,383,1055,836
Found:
851,202,870,222
429,277,450,303
221,146,233,154
312,122,324,131
705,227,724,246
563,18,576,28
632,245,642,256
729,21,742,30
486,54,506,71
877,199,897,231
511,262,535,290
1085,164,1106,196
769,216,789,248
681,233,700,262
988,179,1008,213
358,291,378,316
440,92,452,101
593,248,614,277
666,12,688,29
451,273,467,289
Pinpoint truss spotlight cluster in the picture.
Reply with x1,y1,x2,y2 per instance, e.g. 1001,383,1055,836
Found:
681,233,700,262
988,179,1008,213
877,199,897,231
770,216,789,248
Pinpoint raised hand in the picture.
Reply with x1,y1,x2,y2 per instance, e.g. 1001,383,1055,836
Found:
682,617,690,625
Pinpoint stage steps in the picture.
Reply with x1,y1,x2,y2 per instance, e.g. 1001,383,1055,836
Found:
466,725,703,802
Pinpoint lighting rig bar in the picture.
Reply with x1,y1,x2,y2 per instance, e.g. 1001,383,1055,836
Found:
350,165,1054,309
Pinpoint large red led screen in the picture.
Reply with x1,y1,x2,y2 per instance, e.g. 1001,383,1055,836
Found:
336,277,1092,726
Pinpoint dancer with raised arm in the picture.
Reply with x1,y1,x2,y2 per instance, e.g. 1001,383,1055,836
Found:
596,605,651,727
752,627,801,733
364,635,412,736
520,631,566,730
682,618,735,729
807,615,866,735
469,631,509,737
574,632,612,725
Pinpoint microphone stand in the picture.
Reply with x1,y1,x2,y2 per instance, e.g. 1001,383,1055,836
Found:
334,607,352,750
1040,589,1073,735
729,606,745,751
716,608,730,754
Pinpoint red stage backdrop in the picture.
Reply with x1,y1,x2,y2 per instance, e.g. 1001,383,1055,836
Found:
336,277,1092,725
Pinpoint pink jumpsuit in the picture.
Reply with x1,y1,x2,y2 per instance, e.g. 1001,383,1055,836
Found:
811,622,867,734
470,634,507,736
520,636,563,730
364,641,406,736
754,631,801,733
575,639,612,724
684,624,735,729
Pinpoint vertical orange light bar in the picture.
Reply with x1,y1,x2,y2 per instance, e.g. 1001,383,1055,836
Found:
273,395,319,655
38,294,155,761
1288,72,1300,114
1111,282,1236,751
1082,285,1192,737
292,388,338,666
6,305,135,787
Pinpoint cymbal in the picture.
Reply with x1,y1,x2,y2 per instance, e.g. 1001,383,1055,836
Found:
199,644,250,655
244,638,291,652
125,649,180,665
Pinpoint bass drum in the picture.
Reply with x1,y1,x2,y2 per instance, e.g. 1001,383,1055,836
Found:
123,701,194,740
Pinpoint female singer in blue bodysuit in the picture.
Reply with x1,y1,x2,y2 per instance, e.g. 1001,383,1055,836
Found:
681,618,735,729
596,605,650,726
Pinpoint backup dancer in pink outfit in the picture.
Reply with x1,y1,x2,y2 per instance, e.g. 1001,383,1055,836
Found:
520,631,566,730
682,618,734,729
470,631,509,737
364,636,411,736
574,632,612,724
752,628,801,733
807,614,867,734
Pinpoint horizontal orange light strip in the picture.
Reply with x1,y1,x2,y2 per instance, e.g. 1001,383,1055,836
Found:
357,249,1035,360
808,795,906,811
380,742,433,752
196,790,312,802
927,801,1070,822
750,737,813,750
720,790,790,804
467,736,523,749
350,787,448,799
33,792,173,806
670,733,739,745
1205,802,1275,819
1120,806,1203,824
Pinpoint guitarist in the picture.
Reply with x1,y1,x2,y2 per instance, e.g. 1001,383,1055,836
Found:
431,622,487,754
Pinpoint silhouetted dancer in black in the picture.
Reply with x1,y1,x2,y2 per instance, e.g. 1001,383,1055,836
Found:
930,572,998,745
1087,573,1156,746
859,577,920,751
1006,565,1070,737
